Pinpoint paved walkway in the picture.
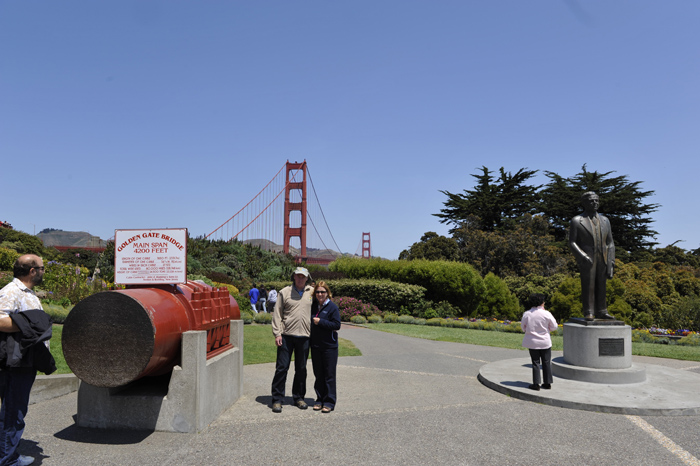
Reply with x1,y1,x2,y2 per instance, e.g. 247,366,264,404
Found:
21,325,700,465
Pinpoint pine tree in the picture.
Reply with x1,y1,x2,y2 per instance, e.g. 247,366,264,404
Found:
540,165,659,255
434,166,540,232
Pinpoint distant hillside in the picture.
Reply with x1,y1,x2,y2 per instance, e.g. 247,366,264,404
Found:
243,238,348,260
37,229,107,249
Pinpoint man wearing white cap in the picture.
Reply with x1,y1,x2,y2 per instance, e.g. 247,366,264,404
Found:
270,267,314,413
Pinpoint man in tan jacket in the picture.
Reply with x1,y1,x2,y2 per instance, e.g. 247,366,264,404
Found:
270,267,314,413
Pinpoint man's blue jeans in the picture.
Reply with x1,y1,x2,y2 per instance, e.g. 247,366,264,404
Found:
271,335,309,404
0,369,36,466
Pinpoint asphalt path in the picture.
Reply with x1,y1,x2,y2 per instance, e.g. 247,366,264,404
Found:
20,325,700,465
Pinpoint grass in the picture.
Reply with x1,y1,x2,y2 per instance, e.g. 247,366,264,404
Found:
243,324,361,365
47,323,362,374
364,323,700,362
50,324,69,374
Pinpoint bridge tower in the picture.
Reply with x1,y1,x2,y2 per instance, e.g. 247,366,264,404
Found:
362,232,371,258
283,161,307,259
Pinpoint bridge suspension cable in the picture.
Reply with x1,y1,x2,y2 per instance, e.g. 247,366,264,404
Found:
206,161,344,262
306,165,342,254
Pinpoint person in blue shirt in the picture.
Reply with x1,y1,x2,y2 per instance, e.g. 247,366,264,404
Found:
249,284,260,314
309,281,341,413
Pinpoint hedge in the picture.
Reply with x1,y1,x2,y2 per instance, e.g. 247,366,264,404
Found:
330,257,485,315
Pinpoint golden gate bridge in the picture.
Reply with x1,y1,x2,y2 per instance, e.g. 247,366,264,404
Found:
206,161,371,265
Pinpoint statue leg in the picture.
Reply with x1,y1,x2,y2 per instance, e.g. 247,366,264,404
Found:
594,257,613,319
580,268,594,319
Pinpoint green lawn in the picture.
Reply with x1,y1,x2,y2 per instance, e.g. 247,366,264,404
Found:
50,325,69,374
243,324,361,365
49,323,362,373
364,323,700,362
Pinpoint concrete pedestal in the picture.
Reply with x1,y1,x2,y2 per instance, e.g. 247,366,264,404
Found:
76,319,244,433
552,320,646,384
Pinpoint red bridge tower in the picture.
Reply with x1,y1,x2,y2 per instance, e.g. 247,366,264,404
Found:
283,161,307,259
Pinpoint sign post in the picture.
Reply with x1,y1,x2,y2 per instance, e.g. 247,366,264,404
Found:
114,228,187,285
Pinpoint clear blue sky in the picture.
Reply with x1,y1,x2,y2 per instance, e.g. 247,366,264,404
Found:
2,1,699,259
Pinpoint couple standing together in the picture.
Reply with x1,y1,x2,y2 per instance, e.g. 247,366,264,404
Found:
270,267,341,414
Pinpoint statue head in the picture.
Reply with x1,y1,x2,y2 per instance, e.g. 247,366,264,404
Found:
580,192,600,213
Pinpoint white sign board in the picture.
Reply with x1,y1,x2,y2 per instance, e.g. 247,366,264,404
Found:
114,228,188,285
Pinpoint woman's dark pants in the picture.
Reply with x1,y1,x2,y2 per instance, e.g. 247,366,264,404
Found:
528,347,552,385
311,346,338,409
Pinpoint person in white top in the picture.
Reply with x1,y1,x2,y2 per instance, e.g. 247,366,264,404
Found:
0,254,46,466
521,293,558,391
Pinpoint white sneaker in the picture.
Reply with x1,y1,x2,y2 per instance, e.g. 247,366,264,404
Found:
17,455,35,466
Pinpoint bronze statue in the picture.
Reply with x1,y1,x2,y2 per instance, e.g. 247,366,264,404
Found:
569,192,615,320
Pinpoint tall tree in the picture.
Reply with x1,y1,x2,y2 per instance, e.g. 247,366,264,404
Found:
399,232,461,261
435,166,540,232
452,214,571,277
539,165,659,256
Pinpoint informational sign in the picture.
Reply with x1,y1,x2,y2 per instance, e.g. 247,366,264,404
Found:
114,228,187,285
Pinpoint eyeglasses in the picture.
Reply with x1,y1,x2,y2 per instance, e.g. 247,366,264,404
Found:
32,266,45,271
315,290,327,294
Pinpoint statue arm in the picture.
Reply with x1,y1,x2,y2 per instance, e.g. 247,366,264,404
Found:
568,218,591,265
604,218,615,278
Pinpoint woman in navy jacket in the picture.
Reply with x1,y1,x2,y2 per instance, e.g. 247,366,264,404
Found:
310,281,341,413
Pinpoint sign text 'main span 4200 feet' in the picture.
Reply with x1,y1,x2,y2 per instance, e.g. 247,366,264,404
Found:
114,228,187,285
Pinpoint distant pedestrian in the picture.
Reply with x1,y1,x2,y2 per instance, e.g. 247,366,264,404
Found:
249,284,260,314
310,281,341,413
521,293,558,391
267,286,277,313
258,285,268,313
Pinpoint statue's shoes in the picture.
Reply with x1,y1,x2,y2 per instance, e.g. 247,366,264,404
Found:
584,314,594,321
595,312,615,320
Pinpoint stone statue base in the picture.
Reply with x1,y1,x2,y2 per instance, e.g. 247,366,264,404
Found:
551,320,646,384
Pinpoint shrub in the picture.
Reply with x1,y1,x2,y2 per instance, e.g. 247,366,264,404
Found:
187,274,214,286
0,247,20,271
350,315,367,324
213,282,240,296
0,271,12,289
41,261,109,305
254,312,272,324
426,318,443,326
42,303,72,324
631,329,655,343
383,313,398,323
677,333,700,346
414,318,426,325
478,273,521,320
659,295,700,332
330,257,486,316
367,314,383,324
433,301,460,318
336,297,380,321
325,279,428,315
439,319,456,328
240,310,254,324
397,315,415,324
502,322,522,333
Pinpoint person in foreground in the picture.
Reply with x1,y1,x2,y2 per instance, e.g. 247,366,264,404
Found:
310,281,341,413
270,267,314,413
521,293,558,391
0,255,56,466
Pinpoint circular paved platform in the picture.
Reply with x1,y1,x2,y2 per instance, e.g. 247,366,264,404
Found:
478,357,700,416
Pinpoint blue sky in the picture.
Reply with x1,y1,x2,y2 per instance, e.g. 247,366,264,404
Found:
2,1,699,259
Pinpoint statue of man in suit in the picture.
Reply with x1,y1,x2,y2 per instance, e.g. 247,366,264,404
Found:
569,192,615,320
